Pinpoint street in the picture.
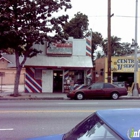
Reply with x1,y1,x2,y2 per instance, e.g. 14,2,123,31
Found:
0,100,140,140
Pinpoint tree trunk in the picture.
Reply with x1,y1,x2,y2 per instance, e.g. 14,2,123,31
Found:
13,66,22,96
13,51,22,96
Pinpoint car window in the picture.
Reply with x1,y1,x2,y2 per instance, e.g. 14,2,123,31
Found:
104,83,115,88
64,113,122,140
91,83,103,89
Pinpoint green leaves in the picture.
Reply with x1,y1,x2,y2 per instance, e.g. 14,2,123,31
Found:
101,36,132,56
63,12,89,39
0,0,72,56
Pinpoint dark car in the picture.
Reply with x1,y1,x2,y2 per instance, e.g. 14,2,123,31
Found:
26,108,140,140
67,82,128,100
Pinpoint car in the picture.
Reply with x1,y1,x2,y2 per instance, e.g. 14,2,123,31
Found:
26,108,140,140
67,82,128,100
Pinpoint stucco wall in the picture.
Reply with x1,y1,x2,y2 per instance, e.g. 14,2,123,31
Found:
95,57,106,82
72,39,86,56
0,68,25,85
0,59,8,68
32,37,87,57
0,59,25,85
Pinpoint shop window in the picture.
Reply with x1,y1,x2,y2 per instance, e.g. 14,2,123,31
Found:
34,69,42,79
69,70,84,84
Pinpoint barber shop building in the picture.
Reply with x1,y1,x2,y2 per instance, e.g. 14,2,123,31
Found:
24,37,93,93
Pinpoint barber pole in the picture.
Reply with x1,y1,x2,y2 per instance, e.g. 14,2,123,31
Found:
25,68,42,93
64,70,69,81
86,32,92,57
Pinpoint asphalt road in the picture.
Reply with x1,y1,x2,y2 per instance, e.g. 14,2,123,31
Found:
0,99,140,140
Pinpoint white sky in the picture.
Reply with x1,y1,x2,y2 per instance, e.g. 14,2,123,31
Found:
64,0,140,45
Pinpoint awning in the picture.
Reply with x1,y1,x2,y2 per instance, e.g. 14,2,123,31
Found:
25,55,93,68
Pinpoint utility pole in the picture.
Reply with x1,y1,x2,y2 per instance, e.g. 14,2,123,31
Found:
107,0,111,83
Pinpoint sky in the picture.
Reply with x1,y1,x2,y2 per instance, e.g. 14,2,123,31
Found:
63,0,140,45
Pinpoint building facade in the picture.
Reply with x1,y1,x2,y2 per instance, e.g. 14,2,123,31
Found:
94,56,140,91
0,55,25,85
24,37,93,93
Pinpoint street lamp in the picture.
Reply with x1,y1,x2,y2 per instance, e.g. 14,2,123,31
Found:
132,0,139,96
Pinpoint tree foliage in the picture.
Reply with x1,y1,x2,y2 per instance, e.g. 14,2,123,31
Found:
90,31,103,63
101,36,132,56
91,32,103,51
0,0,72,95
63,12,89,38
63,12,103,63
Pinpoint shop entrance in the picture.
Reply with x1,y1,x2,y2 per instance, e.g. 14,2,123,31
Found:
53,70,63,92
113,72,134,88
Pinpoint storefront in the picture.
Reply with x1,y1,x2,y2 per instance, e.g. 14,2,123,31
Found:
24,37,93,93
25,67,92,93
94,56,140,90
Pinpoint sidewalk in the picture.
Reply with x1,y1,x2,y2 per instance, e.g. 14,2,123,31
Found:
0,85,140,100
0,85,67,100
0,92,68,100
0,92,140,100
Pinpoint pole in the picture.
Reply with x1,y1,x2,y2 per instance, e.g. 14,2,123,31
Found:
133,0,139,96
107,0,111,83
90,29,93,83
0,77,2,93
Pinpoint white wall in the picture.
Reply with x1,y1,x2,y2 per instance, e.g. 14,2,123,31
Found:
33,38,87,57
33,42,46,55
69,38,86,56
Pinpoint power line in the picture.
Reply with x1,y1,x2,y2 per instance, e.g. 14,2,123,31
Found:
81,15,140,18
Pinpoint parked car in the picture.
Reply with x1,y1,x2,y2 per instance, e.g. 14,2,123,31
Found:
26,108,140,140
67,82,128,100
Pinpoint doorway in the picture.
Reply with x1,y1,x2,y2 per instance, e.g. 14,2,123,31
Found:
53,70,63,92
113,72,134,87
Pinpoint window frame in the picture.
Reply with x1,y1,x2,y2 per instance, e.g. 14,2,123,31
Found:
63,113,123,140
104,83,115,89
91,83,103,89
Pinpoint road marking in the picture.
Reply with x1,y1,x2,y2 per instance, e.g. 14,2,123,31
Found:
0,128,14,131
0,110,95,114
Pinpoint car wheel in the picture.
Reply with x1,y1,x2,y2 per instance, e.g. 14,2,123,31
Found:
111,92,119,100
76,93,84,100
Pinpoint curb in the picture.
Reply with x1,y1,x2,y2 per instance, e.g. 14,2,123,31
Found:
0,97,140,100
0,97,66,100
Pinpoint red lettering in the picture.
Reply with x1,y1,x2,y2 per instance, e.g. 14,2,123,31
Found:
56,43,72,48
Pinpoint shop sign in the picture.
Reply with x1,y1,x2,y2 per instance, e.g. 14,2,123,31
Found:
46,41,72,56
114,58,140,71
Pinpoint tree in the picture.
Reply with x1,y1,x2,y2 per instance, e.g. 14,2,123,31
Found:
63,12,89,38
86,31,103,64
0,0,72,96
94,51,103,59
118,42,134,55
91,32,103,60
63,12,103,64
101,36,132,56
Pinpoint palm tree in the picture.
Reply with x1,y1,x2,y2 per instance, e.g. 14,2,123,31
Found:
101,36,132,56
110,36,121,56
